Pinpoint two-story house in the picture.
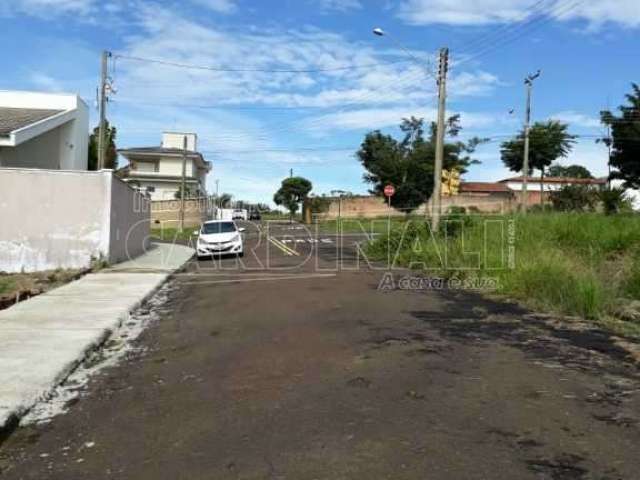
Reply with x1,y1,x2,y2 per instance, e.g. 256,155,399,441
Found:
117,132,211,200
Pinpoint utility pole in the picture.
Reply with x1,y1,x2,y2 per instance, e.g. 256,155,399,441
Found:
432,47,449,232
179,135,188,232
290,168,293,178
97,50,111,171
522,70,541,213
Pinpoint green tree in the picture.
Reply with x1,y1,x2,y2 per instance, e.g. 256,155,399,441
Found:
501,120,577,204
214,193,233,208
547,163,593,179
357,115,485,212
88,121,117,170
274,176,313,222
174,185,192,200
600,83,640,189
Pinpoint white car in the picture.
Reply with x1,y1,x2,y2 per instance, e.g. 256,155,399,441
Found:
232,209,248,220
195,220,245,259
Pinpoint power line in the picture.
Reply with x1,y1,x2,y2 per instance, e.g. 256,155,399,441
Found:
454,0,586,68
114,53,412,73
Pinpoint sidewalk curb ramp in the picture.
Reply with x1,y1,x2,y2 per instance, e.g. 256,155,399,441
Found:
0,242,194,436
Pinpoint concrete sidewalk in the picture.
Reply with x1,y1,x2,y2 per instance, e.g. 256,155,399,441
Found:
0,242,193,430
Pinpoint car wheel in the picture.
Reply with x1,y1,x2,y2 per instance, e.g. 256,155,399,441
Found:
238,252,244,258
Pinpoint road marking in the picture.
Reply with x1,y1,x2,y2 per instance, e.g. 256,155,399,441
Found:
269,236,300,256
181,273,336,285
280,238,334,244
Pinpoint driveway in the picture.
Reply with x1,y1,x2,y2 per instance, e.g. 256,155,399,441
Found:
1,221,639,479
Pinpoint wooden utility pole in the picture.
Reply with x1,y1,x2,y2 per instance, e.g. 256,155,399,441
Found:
97,50,111,170
432,47,449,232
522,70,541,212
179,135,188,232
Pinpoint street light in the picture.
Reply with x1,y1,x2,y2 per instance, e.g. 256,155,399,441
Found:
372,27,447,231
331,190,348,227
372,27,436,79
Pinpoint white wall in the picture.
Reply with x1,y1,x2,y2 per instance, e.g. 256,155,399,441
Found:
162,132,197,151
0,168,149,273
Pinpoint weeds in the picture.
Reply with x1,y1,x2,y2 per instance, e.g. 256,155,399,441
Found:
366,212,640,330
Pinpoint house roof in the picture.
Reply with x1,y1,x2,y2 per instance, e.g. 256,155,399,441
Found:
117,146,211,171
0,107,63,136
460,182,512,193
499,176,607,185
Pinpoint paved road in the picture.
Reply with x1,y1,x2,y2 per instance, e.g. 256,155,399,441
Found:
1,221,639,479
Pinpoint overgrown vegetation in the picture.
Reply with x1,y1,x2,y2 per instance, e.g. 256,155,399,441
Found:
366,212,640,336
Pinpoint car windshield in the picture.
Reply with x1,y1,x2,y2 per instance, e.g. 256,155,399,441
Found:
202,222,236,234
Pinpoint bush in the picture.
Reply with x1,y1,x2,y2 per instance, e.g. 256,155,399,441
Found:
551,185,597,212
599,187,633,215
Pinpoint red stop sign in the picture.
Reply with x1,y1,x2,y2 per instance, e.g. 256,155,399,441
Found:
384,185,395,197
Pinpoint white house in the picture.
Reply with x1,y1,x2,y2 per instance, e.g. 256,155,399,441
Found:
117,132,211,200
0,90,89,170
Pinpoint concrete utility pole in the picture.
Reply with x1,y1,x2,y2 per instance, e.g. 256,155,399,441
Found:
97,50,111,171
179,135,188,232
432,47,449,232
522,70,541,212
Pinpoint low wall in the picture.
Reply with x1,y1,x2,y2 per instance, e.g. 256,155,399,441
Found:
0,168,150,272
315,193,514,220
150,197,213,229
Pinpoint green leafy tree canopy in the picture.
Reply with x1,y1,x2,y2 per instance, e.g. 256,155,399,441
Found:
88,121,117,170
501,120,577,178
357,115,486,212
274,176,313,218
547,163,593,179
600,83,640,189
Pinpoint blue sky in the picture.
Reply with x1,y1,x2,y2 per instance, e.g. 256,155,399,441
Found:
1,0,638,204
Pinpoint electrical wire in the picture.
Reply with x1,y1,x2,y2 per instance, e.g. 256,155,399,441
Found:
114,53,412,73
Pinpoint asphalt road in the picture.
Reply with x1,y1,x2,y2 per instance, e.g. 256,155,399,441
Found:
1,221,639,479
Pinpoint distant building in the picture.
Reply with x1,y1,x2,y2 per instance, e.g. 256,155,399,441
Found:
0,90,89,170
117,132,211,200
498,176,607,205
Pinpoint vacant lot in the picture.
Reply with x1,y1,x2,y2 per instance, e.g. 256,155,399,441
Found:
367,212,640,337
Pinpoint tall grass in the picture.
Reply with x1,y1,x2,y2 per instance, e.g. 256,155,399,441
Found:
366,212,640,324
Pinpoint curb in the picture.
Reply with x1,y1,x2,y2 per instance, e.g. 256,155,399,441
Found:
0,245,194,439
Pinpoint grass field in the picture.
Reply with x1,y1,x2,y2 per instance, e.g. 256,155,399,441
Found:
0,277,16,296
151,227,198,243
365,212,640,337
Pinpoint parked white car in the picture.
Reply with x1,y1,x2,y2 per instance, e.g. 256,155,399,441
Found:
195,220,245,259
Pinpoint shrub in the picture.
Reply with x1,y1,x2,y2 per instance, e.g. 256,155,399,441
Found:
551,185,597,212
599,187,632,215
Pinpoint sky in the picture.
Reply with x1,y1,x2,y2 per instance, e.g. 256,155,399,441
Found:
1,0,638,205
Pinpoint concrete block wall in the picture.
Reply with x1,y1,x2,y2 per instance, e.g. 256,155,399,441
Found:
0,168,149,273
315,193,515,220
150,197,213,229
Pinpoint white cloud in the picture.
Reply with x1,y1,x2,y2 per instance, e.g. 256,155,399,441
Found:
190,0,237,14
549,111,601,129
1,0,95,16
304,106,504,133
29,72,64,92
316,0,362,12
397,0,640,28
